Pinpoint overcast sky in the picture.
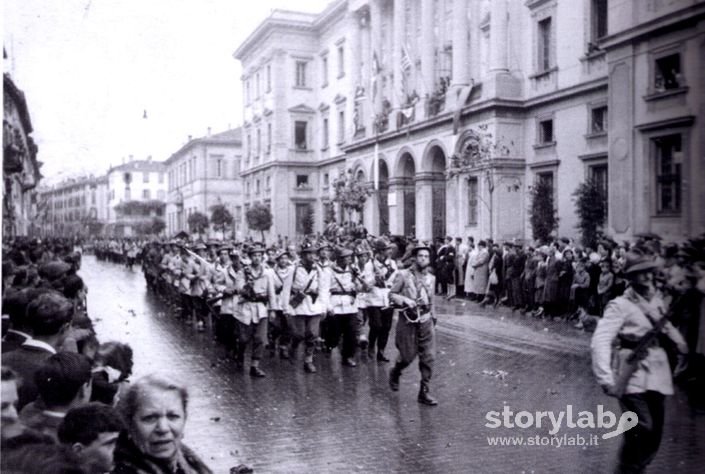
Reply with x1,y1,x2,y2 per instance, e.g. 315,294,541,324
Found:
4,0,331,184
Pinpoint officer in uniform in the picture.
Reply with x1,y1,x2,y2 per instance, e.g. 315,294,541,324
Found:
325,248,367,367
282,242,329,373
354,245,373,351
233,243,276,377
591,252,687,473
388,244,439,406
362,238,398,362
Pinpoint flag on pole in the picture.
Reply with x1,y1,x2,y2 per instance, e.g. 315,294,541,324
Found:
401,45,412,73
371,51,381,103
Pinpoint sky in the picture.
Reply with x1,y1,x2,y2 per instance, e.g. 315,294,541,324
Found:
3,0,331,184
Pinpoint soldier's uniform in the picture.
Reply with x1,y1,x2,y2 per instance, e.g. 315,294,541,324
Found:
233,245,276,377
269,252,294,358
362,239,398,361
281,243,329,373
591,255,687,473
325,249,364,366
213,253,242,354
388,246,438,405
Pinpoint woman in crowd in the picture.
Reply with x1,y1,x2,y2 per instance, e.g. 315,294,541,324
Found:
114,374,212,474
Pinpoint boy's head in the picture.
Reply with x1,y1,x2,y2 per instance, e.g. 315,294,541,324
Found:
58,403,125,474
35,352,92,410
25,291,74,340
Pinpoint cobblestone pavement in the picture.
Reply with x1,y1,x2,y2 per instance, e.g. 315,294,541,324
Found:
84,257,704,473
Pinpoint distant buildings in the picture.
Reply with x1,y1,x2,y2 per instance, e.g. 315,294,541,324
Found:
3,72,42,238
165,128,243,237
105,158,167,237
38,175,109,237
234,0,705,243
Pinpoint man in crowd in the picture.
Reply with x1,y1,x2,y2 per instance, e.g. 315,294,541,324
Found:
58,402,125,474
3,292,75,409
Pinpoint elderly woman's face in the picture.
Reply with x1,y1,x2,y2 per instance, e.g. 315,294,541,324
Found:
131,387,186,461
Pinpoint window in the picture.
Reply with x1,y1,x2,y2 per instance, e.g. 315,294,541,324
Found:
295,121,307,150
654,54,683,91
296,175,309,188
337,45,345,78
124,188,131,201
468,177,478,225
267,123,272,153
266,64,272,92
143,172,149,183
589,163,608,209
591,106,607,134
256,129,261,157
322,117,329,148
247,134,252,158
321,55,329,86
142,189,150,199
537,171,554,197
246,80,251,103
256,179,261,195
654,135,682,214
323,173,329,188
255,72,260,98
295,203,310,235
337,110,345,144
266,176,271,190
537,17,552,72
295,61,307,87
538,118,554,144
591,0,608,42
159,172,164,184
91,191,96,205
216,159,223,178
157,190,165,201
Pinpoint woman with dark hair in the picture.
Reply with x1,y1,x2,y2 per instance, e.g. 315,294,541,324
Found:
114,374,211,474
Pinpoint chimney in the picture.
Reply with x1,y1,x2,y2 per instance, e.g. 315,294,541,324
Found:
129,154,134,162
207,127,211,137
147,155,152,162
122,157,126,164
188,135,192,142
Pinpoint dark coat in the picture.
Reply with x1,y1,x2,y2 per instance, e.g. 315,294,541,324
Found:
114,434,213,474
2,344,54,409
1,330,29,354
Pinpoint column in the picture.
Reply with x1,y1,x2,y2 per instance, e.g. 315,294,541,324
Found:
392,0,406,130
351,12,362,87
388,178,404,236
452,0,469,87
420,0,435,116
415,175,434,241
370,0,383,117
489,0,508,72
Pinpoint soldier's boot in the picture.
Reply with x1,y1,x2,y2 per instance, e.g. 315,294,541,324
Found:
249,360,266,378
303,355,317,373
389,364,402,392
417,382,438,406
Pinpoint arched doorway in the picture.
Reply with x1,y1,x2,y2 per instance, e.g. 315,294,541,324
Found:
377,160,389,234
429,146,447,239
399,152,416,237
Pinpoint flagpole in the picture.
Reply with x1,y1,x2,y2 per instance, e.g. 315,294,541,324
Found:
373,141,379,191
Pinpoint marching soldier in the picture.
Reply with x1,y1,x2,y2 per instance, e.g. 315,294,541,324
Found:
233,243,276,377
177,246,196,322
189,243,213,332
591,252,688,473
213,246,242,359
325,248,367,367
354,245,373,350
269,249,294,359
388,244,439,406
362,238,398,362
282,242,329,373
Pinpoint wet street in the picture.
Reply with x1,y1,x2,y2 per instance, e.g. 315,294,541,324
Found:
84,256,704,473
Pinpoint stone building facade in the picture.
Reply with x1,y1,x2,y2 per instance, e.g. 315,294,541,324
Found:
165,128,243,237
3,72,42,238
235,0,703,243
106,158,167,237
38,175,109,237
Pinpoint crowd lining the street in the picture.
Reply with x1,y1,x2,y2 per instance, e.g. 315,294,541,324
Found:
2,228,704,473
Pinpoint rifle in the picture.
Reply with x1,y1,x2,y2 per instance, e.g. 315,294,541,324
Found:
612,297,679,398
